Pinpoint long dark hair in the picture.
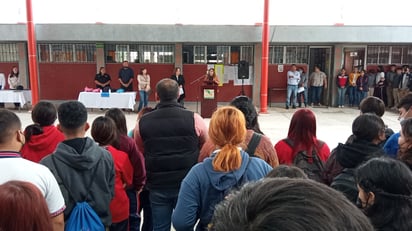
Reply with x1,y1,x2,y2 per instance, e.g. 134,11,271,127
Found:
356,157,412,230
229,96,263,134
9,66,18,77
105,108,128,135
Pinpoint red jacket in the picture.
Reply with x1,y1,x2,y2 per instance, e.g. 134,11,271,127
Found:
21,125,65,163
274,139,330,165
107,145,133,223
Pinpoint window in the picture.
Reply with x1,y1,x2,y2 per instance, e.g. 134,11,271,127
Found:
38,43,96,63
0,43,18,62
367,45,390,64
391,46,402,64
403,47,412,64
240,46,253,64
269,46,284,64
216,46,230,64
390,46,412,64
269,46,308,64
194,46,207,64
105,44,174,63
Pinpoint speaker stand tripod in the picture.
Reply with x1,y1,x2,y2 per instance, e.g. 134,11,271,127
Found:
238,78,245,96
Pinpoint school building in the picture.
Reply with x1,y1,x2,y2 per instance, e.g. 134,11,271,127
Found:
0,24,411,106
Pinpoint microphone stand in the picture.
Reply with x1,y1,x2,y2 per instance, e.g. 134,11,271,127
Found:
190,74,207,113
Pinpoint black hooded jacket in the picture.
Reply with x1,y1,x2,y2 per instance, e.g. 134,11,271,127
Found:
330,139,384,203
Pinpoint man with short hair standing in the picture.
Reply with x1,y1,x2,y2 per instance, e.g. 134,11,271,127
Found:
385,65,397,108
134,78,208,231
309,65,327,106
41,101,115,228
0,109,66,231
286,64,300,109
119,60,134,92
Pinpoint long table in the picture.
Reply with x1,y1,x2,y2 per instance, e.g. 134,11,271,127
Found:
78,91,137,110
0,90,32,108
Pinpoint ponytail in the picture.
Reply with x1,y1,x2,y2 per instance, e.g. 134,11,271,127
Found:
213,144,242,172
24,124,43,142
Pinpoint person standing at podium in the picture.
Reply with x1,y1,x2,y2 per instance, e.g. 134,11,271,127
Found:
118,60,134,92
203,68,220,86
170,67,185,106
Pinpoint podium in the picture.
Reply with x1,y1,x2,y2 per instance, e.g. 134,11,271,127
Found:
201,85,218,118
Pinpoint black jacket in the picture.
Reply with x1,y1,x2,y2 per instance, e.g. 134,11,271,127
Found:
171,75,185,101
330,139,384,203
41,137,115,226
139,101,200,190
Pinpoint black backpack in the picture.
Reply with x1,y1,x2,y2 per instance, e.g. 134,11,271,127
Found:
283,138,325,182
245,132,262,157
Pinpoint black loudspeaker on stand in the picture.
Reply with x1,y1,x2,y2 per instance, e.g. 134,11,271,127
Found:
238,60,249,95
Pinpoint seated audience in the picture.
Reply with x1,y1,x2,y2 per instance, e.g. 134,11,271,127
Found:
0,181,53,231
274,109,330,181
210,178,374,231
266,165,308,179
329,114,386,203
21,101,65,163
200,96,279,167
384,93,412,157
92,116,133,231
355,157,412,230
172,106,272,231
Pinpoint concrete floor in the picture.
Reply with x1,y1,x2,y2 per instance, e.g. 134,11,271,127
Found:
12,102,401,151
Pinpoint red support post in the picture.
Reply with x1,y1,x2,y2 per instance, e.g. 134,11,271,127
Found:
26,0,39,106
260,0,270,113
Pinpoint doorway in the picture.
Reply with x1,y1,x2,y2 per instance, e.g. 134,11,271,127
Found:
309,47,332,106
343,47,366,72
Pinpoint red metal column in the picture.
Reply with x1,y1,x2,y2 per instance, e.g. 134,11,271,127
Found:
260,0,270,113
26,0,39,106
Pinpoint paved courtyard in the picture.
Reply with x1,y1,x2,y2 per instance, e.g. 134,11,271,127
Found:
13,102,401,151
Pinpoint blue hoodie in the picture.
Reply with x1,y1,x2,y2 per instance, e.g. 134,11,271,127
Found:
172,150,272,231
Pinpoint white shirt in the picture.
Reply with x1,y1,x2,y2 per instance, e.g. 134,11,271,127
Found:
0,154,66,216
0,73,5,89
375,72,385,84
287,70,301,85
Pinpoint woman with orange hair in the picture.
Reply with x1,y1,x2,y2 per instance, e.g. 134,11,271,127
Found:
172,106,272,231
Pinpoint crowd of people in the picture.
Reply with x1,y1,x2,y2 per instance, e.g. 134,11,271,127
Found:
289,64,412,110
2,75,412,231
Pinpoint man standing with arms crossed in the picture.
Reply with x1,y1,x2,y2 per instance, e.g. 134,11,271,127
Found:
286,64,301,109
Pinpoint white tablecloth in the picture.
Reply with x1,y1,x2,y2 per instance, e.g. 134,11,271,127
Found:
0,90,32,107
78,92,137,110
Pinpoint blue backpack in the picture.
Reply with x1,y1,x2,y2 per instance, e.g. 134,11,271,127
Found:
52,157,105,231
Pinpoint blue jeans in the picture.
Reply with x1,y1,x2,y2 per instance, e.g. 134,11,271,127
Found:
139,190,153,231
348,86,357,106
297,87,307,106
357,91,367,105
138,90,148,112
337,87,347,106
311,86,323,104
126,189,140,231
286,85,298,107
150,188,179,231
